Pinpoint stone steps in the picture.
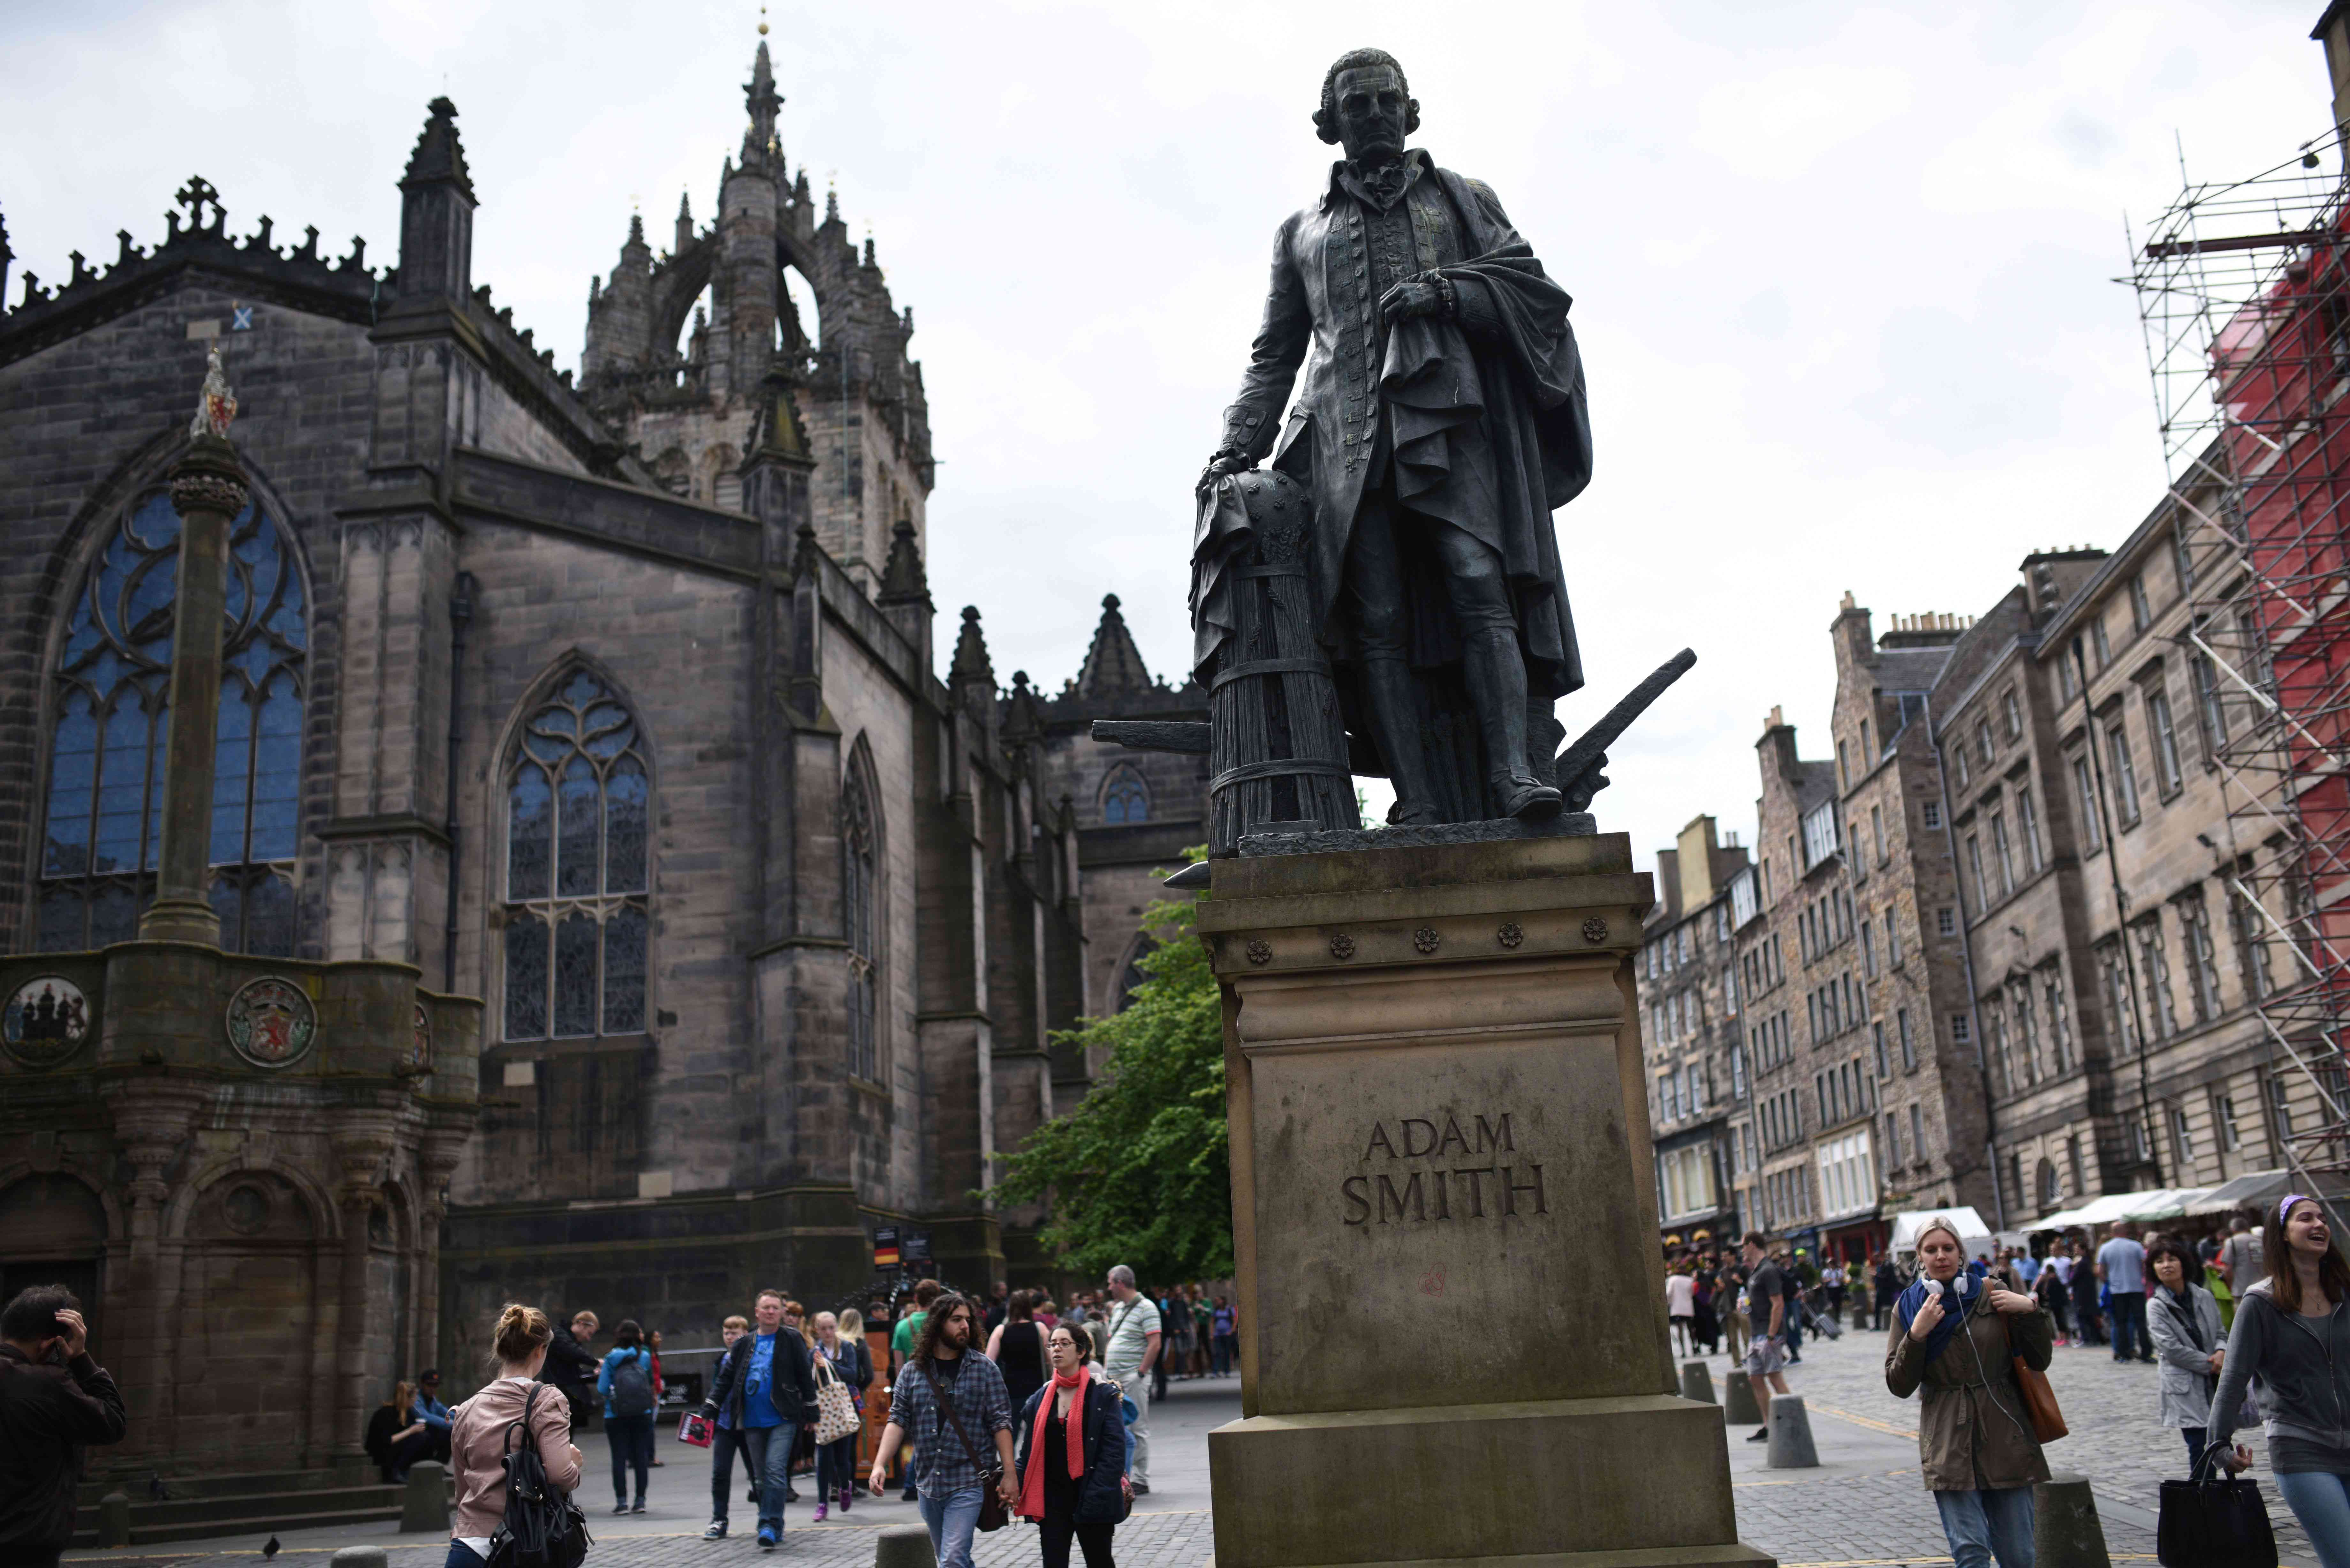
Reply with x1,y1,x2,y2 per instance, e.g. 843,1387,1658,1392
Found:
72,1471,450,1546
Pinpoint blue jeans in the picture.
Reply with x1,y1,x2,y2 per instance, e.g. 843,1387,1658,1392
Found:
606,1411,654,1505
2275,1471,2350,1568
741,1421,799,1537
710,1426,752,1525
2109,1293,2150,1360
919,1482,987,1568
1935,1485,2036,1568
2182,1426,2209,1476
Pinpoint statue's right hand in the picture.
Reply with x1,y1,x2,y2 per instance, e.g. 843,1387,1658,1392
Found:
1196,451,1254,494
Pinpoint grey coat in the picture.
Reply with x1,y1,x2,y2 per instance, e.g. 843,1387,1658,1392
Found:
2147,1284,2225,1429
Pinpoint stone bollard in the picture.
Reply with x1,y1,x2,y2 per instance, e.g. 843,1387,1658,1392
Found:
1723,1370,1762,1424
1679,1361,1716,1404
876,1523,938,1568
2034,1474,2112,1568
98,1492,130,1547
332,1548,389,1568
401,1460,450,1533
1765,1394,1820,1468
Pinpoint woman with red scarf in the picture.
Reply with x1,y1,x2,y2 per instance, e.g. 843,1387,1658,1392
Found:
1012,1324,1129,1568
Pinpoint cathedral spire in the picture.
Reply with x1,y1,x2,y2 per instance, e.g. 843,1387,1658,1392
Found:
675,189,694,253
950,605,996,721
1074,593,1153,697
743,39,783,166
394,96,476,303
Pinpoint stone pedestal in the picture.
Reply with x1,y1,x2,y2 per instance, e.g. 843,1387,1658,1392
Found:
1198,833,1770,1568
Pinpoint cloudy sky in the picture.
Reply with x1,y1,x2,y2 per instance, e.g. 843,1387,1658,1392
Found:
3,0,2334,874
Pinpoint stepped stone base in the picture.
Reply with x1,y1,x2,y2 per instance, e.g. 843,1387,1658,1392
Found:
1199,835,1770,1568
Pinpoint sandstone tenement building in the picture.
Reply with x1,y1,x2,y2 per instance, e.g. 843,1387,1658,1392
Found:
0,47,1206,1476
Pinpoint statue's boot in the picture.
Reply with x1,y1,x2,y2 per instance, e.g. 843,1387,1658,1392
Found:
1465,628,1561,820
1361,656,1444,824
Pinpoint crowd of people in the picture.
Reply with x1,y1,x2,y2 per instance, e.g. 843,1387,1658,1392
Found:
363,1264,1223,1568
1654,1202,2338,1568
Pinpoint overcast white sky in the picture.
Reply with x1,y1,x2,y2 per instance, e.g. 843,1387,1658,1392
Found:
3,0,2335,875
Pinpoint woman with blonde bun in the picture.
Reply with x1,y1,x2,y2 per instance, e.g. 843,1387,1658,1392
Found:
445,1304,585,1568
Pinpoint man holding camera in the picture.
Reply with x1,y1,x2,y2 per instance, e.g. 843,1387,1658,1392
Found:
0,1286,127,1568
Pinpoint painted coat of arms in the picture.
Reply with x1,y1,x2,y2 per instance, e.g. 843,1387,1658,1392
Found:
3,976,91,1068
226,976,316,1068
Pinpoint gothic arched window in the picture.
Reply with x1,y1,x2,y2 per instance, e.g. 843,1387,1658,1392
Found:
38,488,307,954
502,672,649,1040
1116,933,1158,1013
844,773,879,1081
1101,765,1150,825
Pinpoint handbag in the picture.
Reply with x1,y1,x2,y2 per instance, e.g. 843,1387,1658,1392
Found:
921,1363,1008,1532
813,1353,860,1445
2004,1313,2068,1444
2159,1446,2278,1568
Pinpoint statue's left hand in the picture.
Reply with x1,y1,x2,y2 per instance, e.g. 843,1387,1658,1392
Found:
1379,277,1446,324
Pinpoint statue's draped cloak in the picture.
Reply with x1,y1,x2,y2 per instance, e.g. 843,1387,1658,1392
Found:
1194,157,1591,799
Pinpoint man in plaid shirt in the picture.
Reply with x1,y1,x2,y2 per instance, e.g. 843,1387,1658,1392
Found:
870,1293,1015,1568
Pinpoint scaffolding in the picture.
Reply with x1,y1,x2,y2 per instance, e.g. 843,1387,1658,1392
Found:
2131,126,2350,1211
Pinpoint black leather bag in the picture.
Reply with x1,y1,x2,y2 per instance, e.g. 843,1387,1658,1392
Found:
489,1385,592,1568
2158,1448,2278,1568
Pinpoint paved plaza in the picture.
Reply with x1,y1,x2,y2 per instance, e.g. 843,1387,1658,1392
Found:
58,1328,2325,1568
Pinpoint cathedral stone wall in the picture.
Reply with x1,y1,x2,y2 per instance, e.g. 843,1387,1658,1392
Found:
0,59,1198,1464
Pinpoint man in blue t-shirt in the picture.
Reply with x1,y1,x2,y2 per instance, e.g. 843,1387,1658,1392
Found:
702,1291,814,1549
2097,1222,2153,1364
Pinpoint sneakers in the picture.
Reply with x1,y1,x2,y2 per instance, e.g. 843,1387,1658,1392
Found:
631,1501,647,1515
757,1529,777,1551
1132,1481,1150,1496
613,1503,632,1515
704,1522,728,1540
814,1504,828,1522
838,1486,853,1511
1746,1427,1770,1443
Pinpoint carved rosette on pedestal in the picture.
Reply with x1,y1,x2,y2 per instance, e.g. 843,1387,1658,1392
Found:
1199,834,1772,1568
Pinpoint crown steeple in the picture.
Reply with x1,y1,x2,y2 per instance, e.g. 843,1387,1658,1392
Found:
744,40,783,167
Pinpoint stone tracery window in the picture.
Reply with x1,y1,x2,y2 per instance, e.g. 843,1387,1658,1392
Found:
844,772,878,1082
39,488,306,954
502,672,648,1040
1101,765,1150,825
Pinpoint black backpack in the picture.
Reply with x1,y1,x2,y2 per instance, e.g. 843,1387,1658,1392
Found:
608,1352,656,1418
489,1385,591,1568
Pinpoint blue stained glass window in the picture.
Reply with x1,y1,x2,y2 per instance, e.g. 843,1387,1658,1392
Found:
500,670,651,1040
1102,766,1150,825
554,910,598,1037
603,905,647,1034
38,487,307,953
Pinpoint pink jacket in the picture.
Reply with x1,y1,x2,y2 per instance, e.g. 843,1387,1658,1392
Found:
449,1376,582,1540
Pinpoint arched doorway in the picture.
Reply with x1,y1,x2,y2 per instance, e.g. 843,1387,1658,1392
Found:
0,1174,108,1353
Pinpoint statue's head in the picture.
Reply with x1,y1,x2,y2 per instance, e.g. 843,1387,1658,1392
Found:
1314,48,1418,160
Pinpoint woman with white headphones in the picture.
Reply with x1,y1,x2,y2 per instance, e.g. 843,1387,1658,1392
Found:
1886,1217,2054,1568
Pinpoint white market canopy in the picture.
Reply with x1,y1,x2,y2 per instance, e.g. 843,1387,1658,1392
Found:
2028,1187,2215,1231
1889,1207,1994,1254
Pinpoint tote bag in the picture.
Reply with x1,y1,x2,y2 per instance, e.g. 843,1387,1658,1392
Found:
812,1353,860,1445
2158,1449,2278,1568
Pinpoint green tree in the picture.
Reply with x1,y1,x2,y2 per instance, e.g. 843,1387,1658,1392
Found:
990,864,1231,1282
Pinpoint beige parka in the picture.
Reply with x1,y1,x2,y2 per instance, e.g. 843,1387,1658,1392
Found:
1884,1291,2055,1491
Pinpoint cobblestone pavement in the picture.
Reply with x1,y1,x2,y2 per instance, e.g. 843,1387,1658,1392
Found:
61,1331,2325,1568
